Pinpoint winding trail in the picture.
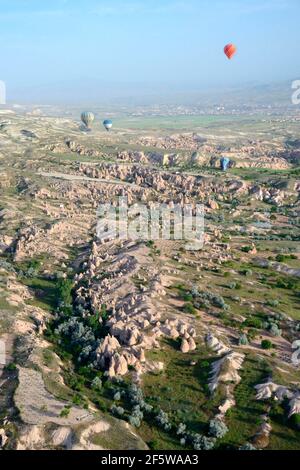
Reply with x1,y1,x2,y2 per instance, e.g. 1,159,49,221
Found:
37,171,136,187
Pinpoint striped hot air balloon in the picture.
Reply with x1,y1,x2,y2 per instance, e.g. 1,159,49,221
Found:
81,111,95,129
103,119,113,131
224,43,237,60
220,157,230,171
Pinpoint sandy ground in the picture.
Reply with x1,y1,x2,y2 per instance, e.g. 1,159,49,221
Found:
15,366,94,426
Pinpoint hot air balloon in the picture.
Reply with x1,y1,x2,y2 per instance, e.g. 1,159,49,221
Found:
220,157,230,171
81,111,95,129
103,119,113,131
224,43,237,60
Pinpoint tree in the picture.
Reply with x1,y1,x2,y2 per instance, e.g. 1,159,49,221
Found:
239,443,257,450
156,409,171,431
201,436,216,450
111,405,124,417
177,423,187,436
191,433,216,450
209,419,228,439
56,278,73,307
113,391,121,401
91,377,102,391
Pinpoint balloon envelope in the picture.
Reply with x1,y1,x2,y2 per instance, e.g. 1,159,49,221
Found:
220,157,230,171
81,112,95,129
103,119,113,131
224,43,237,60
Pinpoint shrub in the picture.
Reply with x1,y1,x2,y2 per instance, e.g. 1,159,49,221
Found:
228,282,237,289
239,443,257,450
181,293,193,302
238,333,249,346
261,339,273,350
4,362,17,371
290,413,300,430
183,303,197,315
71,394,81,405
244,317,262,329
148,439,159,449
60,406,71,418
247,329,258,341
241,246,252,253
266,299,279,307
242,269,253,277
192,289,230,311
269,323,282,337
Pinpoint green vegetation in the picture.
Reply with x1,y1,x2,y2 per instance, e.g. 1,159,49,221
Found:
56,278,74,307
116,115,247,131
261,339,273,350
290,413,300,431
141,340,217,437
60,405,71,418
23,277,59,311
219,355,269,449
183,302,197,315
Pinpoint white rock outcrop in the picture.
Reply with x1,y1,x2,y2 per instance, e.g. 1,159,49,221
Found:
209,351,245,393
205,332,230,356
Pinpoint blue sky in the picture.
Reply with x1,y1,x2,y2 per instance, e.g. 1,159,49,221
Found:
0,0,300,103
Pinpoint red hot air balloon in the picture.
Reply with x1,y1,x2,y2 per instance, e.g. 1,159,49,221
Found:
224,43,237,60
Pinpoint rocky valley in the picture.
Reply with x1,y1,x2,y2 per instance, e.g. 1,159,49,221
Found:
0,109,299,451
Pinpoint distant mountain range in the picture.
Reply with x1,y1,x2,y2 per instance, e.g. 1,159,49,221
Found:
2,79,299,110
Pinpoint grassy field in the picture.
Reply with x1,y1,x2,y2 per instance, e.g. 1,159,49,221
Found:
107,115,300,144
115,115,267,132
22,276,59,312
219,354,269,449
136,338,222,448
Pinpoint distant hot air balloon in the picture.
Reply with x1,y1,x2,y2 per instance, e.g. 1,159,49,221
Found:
220,157,230,171
81,111,95,129
103,119,113,131
224,43,237,60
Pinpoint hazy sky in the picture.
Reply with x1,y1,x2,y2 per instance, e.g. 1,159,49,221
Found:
1,0,300,103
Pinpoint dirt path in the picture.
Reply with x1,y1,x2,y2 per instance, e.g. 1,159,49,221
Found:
37,171,137,187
